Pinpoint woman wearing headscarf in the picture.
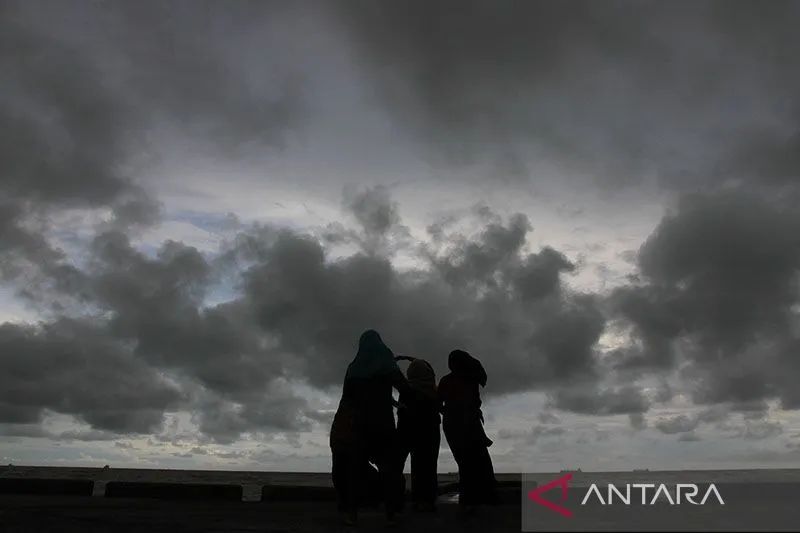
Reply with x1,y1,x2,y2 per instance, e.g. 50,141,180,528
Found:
395,356,441,511
438,349,497,510
330,330,409,526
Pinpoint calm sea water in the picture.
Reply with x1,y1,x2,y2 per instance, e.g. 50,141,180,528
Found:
4,465,800,487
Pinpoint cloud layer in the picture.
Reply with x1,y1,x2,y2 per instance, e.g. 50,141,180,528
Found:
2,2,799,463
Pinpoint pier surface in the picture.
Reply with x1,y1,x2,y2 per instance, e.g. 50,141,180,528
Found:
1,467,799,531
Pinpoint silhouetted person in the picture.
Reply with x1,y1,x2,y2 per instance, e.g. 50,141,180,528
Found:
438,349,497,510
395,356,441,511
330,330,409,526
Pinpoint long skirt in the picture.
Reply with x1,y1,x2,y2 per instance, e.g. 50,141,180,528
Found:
331,436,404,514
443,418,497,506
397,423,441,506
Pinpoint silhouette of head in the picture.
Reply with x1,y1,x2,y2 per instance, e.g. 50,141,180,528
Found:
407,358,435,382
359,329,383,350
407,358,436,396
346,329,397,380
448,349,488,387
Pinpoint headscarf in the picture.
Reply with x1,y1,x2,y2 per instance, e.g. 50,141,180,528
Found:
406,358,437,399
448,349,487,387
344,330,399,380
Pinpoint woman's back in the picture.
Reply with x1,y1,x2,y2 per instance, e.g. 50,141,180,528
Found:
342,371,400,437
438,352,493,449
329,330,409,524
439,372,481,416
438,350,497,507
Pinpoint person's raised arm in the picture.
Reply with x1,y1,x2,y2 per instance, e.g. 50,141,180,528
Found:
389,366,412,398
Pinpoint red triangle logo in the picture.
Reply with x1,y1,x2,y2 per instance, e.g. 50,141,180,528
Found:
527,473,573,518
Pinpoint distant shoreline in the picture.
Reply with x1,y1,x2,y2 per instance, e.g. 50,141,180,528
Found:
5,465,800,474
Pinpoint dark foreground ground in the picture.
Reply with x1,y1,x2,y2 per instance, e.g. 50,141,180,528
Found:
2,468,800,531
1,486,799,533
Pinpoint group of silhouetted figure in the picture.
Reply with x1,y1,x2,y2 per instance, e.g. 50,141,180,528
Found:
329,330,497,526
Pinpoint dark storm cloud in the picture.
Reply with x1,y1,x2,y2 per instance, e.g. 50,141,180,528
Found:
85,231,315,439
538,412,561,425
0,7,168,282
1,0,307,278
424,211,579,315
1,190,619,443
611,192,800,409
5,0,800,452
548,384,650,416
629,413,647,431
653,404,744,441
497,424,566,445
241,201,607,394
0,203,63,277
334,1,800,189
0,226,316,442
525,425,567,446
3,1,305,163
652,406,782,443
655,414,699,435
1,10,135,207
734,420,783,441
1,3,317,332
344,185,401,239
191,383,312,445
0,319,183,432
81,0,305,152
654,405,783,441
723,128,800,186
7,184,800,444
2,179,652,442
333,0,666,178
330,185,412,255
428,212,531,287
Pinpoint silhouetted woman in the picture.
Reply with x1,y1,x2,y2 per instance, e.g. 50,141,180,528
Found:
438,349,497,510
330,330,409,526
395,356,441,511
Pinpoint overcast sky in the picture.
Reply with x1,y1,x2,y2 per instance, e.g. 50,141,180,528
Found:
2,0,800,473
